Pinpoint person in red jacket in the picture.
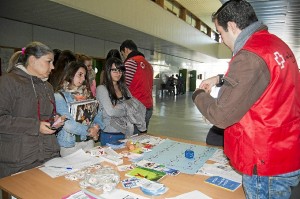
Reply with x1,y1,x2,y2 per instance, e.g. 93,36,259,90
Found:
120,40,153,134
192,0,300,198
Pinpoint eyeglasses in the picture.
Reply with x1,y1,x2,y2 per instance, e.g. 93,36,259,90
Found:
110,68,124,74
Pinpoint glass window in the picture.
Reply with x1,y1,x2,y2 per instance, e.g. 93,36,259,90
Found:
165,0,180,17
201,24,208,34
186,13,192,24
165,0,172,10
191,18,196,27
173,5,180,16
211,32,216,40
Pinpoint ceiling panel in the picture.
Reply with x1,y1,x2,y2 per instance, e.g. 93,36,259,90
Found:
177,0,300,61
0,0,220,64
0,0,299,64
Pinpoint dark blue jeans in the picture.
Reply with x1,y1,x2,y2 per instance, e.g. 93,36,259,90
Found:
100,132,125,146
243,169,300,199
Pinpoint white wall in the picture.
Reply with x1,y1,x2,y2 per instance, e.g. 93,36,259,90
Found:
0,18,111,58
0,18,32,48
54,0,222,58
0,18,117,73
0,17,228,82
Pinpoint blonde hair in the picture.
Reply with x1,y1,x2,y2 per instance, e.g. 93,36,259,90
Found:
76,53,92,63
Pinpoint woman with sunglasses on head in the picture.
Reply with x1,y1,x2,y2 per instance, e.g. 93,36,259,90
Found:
76,53,97,97
0,41,64,178
96,57,146,146
54,61,103,157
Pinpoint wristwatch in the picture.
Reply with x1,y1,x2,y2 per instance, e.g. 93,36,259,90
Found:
216,74,224,87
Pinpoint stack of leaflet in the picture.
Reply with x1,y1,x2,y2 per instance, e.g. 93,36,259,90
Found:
40,149,102,178
89,146,123,166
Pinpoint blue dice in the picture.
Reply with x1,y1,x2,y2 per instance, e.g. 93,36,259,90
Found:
185,149,194,159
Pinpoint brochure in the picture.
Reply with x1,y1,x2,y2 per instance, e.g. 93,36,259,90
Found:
136,159,180,176
205,176,241,192
125,166,166,182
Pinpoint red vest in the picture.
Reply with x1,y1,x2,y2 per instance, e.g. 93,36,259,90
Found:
129,56,153,109
224,30,300,176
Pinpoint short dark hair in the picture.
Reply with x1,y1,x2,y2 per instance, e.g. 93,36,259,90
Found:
106,49,121,60
212,0,258,31
120,40,138,52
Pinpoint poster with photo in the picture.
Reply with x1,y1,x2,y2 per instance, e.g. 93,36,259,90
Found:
69,99,99,125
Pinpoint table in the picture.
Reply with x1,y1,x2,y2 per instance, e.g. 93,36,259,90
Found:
0,136,245,199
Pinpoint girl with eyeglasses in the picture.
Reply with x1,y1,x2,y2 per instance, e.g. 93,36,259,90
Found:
96,57,146,146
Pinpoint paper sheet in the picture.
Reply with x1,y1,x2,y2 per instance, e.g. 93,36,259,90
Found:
197,163,242,183
166,190,212,199
39,149,103,178
208,149,229,164
100,189,150,199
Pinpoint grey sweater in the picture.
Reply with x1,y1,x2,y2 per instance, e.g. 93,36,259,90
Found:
96,85,146,136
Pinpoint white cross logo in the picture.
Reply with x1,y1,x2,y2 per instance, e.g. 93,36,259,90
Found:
274,51,285,69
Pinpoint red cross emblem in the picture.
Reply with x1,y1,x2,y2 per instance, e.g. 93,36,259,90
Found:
274,51,285,69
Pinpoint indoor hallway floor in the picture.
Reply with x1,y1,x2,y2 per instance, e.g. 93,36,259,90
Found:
148,91,212,142
148,91,300,199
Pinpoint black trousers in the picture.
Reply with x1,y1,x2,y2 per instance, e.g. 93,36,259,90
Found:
206,125,224,147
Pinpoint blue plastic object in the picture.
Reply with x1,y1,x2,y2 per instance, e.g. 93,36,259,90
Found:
185,149,194,159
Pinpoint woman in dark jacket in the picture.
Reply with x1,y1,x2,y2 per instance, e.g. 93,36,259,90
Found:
0,41,64,178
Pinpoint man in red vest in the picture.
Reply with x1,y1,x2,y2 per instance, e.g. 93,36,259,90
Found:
120,40,154,134
192,0,300,198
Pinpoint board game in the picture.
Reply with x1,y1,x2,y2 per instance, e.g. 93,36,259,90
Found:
143,139,217,174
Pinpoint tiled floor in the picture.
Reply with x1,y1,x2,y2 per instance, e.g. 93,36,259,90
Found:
148,91,212,142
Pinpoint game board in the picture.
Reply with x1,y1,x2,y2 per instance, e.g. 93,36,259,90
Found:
143,139,217,174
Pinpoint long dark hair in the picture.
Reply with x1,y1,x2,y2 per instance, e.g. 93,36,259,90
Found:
55,61,91,95
49,50,76,90
104,57,130,105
